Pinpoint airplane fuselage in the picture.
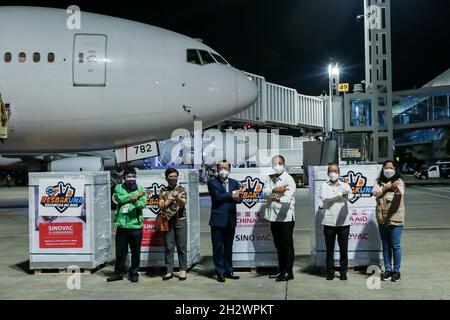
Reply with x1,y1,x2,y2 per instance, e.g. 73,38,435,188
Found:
0,6,258,154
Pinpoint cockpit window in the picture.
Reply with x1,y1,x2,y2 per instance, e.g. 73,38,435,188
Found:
198,50,215,65
187,49,228,66
211,53,229,65
187,49,202,65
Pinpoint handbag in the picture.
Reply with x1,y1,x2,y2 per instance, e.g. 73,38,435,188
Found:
154,213,169,232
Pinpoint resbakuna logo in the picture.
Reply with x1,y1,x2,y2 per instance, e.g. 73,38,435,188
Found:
146,183,165,214
40,181,84,213
341,171,374,204
240,176,265,209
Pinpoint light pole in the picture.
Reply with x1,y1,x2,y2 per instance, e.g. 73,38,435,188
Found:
328,62,340,134
361,0,393,162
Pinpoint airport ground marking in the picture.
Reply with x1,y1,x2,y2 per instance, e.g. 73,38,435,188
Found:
417,187,450,193
414,188,450,199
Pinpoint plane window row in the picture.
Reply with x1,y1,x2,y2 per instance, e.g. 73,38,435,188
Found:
4,52,55,63
187,49,229,66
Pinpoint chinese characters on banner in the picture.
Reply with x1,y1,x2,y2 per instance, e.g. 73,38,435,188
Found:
229,168,278,267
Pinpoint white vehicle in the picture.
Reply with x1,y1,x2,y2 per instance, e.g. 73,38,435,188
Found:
415,161,450,180
0,6,258,160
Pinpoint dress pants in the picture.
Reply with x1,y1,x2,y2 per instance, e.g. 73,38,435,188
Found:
323,225,350,275
165,218,188,273
113,227,143,276
270,221,295,275
211,225,235,277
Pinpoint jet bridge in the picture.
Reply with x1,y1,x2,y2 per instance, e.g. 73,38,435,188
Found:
230,72,326,131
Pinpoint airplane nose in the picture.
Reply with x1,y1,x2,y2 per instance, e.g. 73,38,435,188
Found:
236,71,259,113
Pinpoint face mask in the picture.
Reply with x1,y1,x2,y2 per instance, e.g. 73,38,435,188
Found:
328,172,339,182
167,178,178,186
218,169,229,179
272,164,284,175
383,169,396,179
125,177,137,189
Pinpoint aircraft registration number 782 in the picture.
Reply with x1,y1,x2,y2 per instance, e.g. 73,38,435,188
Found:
115,140,159,164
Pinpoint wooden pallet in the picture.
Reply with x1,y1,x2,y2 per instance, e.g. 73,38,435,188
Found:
34,268,88,275
233,266,278,274
33,262,107,275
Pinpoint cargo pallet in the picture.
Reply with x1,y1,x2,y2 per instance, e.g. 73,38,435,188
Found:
33,262,107,275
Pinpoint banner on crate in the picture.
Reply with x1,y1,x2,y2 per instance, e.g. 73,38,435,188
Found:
32,179,88,252
38,179,85,216
229,169,276,256
137,175,167,249
310,165,383,266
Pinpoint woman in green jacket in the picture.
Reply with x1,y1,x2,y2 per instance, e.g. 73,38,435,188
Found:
107,168,147,283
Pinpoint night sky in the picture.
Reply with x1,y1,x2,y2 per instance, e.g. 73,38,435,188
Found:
3,0,450,95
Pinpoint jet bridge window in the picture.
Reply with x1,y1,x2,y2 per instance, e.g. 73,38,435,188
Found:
198,50,215,65
4,52,11,63
187,49,201,65
18,52,26,63
48,52,55,63
211,53,229,65
33,52,40,63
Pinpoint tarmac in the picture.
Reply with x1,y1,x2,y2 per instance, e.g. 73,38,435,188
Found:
1,184,450,300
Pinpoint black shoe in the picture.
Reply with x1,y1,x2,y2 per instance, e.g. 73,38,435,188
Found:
326,274,335,281
391,272,401,282
224,273,240,280
129,275,139,283
162,274,173,281
179,273,187,281
381,271,393,281
269,272,282,279
106,274,123,282
275,272,294,282
217,275,226,283
339,273,347,281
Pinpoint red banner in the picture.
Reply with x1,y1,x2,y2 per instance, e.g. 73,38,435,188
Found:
141,219,165,247
39,222,83,248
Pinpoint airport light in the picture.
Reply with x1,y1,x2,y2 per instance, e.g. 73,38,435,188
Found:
328,64,340,77
327,62,340,133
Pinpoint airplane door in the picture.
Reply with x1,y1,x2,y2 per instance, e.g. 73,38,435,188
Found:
73,34,107,86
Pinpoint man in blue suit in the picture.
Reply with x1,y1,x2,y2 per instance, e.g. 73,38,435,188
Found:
208,160,243,282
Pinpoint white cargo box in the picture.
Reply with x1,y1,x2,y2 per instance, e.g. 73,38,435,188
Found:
228,168,278,267
309,165,383,267
133,169,200,268
29,172,112,270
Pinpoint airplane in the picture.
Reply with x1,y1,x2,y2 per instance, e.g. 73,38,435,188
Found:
0,6,258,169
0,155,21,167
